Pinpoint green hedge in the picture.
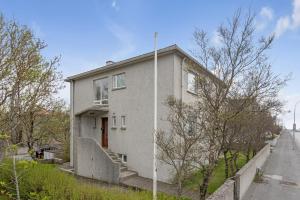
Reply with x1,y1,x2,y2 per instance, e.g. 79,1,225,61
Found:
0,159,186,200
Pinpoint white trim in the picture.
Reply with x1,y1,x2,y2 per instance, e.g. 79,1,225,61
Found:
121,115,126,129
112,73,126,89
112,115,117,128
187,71,197,94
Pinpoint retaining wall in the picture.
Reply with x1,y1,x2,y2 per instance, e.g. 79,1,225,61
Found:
206,179,235,200
76,137,120,184
234,143,270,200
206,142,272,200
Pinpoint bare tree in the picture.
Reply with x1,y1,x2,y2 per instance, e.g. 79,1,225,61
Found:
189,10,287,199
156,96,204,197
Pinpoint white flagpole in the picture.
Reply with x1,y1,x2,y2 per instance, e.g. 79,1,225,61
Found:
153,32,158,200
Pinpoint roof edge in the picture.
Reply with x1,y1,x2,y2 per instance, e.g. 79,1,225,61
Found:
65,44,217,82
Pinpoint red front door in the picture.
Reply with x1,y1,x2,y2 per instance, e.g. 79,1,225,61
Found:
101,118,108,148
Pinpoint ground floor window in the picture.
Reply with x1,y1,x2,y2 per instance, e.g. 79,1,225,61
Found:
121,115,126,129
112,115,117,128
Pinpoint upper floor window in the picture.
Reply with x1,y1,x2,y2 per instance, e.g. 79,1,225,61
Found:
112,73,126,89
187,72,197,94
94,78,109,105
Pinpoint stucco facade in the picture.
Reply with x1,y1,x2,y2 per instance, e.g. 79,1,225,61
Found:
66,45,214,183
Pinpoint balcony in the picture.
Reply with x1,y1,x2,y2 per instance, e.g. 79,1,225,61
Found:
94,99,108,106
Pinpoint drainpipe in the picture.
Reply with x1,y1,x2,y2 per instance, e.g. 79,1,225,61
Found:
180,57,187,101
70,80,74,167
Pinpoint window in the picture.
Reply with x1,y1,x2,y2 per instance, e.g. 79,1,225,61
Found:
185,114,197,136
118,154,127,163
94,78,109,105
112,115,117,128
112,73,126,89
123,155,127,163
187,72,197,94
121,116,126,129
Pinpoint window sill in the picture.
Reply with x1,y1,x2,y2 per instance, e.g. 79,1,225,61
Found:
121,127,127,130
112,86,126,91
111,127,117,130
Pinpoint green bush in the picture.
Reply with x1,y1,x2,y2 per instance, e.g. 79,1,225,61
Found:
0,159,186,200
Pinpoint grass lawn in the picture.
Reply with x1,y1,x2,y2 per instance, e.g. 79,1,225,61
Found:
184,153,248,195
0,159,188,200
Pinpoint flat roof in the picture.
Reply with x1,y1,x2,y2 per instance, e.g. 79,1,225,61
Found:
65,44,216,82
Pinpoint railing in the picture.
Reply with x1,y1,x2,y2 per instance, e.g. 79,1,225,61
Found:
94,99,108,106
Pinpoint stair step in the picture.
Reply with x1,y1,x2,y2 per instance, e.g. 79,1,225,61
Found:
119,170,138,181
120,166,127,171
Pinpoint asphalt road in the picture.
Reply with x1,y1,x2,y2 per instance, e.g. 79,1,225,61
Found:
243,130,300,200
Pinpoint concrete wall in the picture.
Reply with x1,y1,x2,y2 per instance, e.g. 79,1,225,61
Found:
206,179,235,200
76,137,120,183
235,144,271,200
72,54,176,183
71,52,212,183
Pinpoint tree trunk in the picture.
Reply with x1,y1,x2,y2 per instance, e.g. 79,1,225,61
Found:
177,179,183,197
199,169,211,200
223,150,229,178
246,146,251,162
233,153,239,173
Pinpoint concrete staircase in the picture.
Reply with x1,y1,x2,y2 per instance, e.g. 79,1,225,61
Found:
105,149,138,181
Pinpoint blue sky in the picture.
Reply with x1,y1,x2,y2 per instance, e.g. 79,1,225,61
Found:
0,0,299,127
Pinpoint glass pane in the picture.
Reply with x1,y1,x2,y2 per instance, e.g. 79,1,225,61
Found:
118,74,125,88
94,78,109,101
94,80,101,100
188,73,196,93
102,80,108,100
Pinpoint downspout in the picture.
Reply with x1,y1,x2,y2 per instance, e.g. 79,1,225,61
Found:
180,57,187,101
70,80,74,167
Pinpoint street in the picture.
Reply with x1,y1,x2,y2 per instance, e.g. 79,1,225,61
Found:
243,130,300,200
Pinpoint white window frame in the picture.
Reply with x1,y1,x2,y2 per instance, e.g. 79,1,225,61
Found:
112,73,126,89
112,115,117,129
93,77,109,105
187,71,197,94
121,115,126,129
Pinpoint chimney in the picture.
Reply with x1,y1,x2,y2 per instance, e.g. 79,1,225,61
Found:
106,60,114,65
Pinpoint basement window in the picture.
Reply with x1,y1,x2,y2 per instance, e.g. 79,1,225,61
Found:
123,155,127,163
118,153,127,163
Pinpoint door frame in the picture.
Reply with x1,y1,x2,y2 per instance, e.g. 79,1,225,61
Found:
101,117,108,148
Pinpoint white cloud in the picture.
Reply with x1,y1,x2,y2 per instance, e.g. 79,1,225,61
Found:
107,22,136,60
260,7,274,20
292,0,300,26
275,16,291,37
111,0,120,11
256,6,274,31
274,0,300,37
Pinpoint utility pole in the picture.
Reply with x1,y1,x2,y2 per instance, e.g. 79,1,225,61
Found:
293,101,300,150
153,32,158,200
